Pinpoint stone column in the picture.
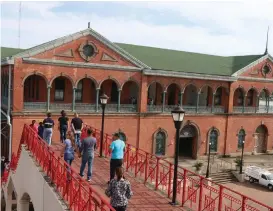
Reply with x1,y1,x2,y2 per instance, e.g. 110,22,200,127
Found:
162,91,166,112
211,93,215,113
96,88,100,112
17,200,29,211
255,95,259,113
72,87,76,112
266,96,269,113
117,89,121,112
242,95,246,113
5,195,12,211
180,92,183,107
47,86,51,112
196,92,200,113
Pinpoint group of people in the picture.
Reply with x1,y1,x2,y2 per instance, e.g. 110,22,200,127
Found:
29,111,133,211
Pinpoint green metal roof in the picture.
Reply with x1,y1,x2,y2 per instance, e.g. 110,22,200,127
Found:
115,43,263,76
1,47,25,59
1,43,263,76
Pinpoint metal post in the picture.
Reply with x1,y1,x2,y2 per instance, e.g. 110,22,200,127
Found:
99,104,106,157
171,120,182,205
240,139,245,174
196,92,200,113
117,89,121,112
96,89,99,112
72,88,76,112
206,141,211,178
47,86,51,111
162,91,166,112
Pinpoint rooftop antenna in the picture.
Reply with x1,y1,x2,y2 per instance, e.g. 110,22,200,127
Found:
88,22,90,28
18,1,22,48
264,26,269,55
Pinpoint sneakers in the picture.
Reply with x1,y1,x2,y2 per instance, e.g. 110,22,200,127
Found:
87,178,91,182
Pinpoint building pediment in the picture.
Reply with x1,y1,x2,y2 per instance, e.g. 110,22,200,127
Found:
10,28,150,69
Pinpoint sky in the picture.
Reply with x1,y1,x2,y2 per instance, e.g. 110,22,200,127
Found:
1,1,273,56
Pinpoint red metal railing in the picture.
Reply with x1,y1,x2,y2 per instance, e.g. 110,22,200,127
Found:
2,125,115,211
82,125,273,211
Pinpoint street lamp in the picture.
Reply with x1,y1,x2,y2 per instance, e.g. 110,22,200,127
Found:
170,106,185,205
239,131,245,174
99,94,108,157
206,140,212,178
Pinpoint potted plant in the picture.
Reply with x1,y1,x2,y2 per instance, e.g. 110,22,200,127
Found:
234,157,243,171
193,161,203,174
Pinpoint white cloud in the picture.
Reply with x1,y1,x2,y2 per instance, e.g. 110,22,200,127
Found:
1,1,272,56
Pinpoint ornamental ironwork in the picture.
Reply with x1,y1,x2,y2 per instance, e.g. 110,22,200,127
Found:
261,63,272,77
209,129,218,152
237,129,246,149
180,125,196,138
155,132,166,155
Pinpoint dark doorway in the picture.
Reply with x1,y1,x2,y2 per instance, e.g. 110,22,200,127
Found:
179,137,193,157
179,125,197,158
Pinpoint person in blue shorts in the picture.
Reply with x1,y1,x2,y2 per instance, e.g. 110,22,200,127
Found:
108,133,125,183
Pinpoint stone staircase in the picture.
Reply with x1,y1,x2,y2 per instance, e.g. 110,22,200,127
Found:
209,170,237,184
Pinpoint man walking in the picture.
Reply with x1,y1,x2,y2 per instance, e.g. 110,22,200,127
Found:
43,113,54,145
79,128,97,182
108,133,125,183
71,113,83,149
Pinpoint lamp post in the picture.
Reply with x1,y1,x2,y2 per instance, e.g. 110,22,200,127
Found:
99,94,108,157
206,141,211,178
240,137,245,174
170,106,185,205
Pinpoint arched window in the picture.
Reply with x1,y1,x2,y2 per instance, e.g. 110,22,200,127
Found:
237,129,246,149
209,129,218,152
119,132,126,142
155,132,166,156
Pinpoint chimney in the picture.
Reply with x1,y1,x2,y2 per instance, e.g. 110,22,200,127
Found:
88,22,90,28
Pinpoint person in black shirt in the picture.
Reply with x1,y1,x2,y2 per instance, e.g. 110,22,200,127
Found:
58,110,69,143
71,113,83,148
43,113,55,145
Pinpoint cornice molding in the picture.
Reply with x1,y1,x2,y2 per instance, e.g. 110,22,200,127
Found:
22,58,142,72
143,69,237,82
1,58,14,65
237,76,273,83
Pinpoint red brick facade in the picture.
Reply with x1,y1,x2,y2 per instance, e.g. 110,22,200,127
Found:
2,31,273,159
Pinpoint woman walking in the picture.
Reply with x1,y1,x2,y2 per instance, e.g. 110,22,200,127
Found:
42,113,54,145
58,110,69,143
61,131,75,180
105,167,133,211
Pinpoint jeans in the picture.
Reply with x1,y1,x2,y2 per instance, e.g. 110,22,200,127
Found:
60,125,68,143
79,154,94,180
74,133,81,148
113,206,127,211
65,159,73,179
43,128,53,145
110,159,123,181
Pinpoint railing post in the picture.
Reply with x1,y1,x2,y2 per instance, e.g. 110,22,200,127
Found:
218,185,223,210
135,149,139,177
144,152,149,183
198,178,204,211
242,196,246,211
126,144,130,171
78,180,82,211
182,169,187,205
155,157,159,190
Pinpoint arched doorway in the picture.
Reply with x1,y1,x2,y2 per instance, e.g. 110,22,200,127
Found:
254,125,268,153
19,192,34,211
121,80,139,112
179,125,197,158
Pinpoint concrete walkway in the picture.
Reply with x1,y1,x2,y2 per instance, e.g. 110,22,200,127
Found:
52,142,185,211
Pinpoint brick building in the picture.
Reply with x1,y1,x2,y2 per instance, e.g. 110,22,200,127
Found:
1,28,273,159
